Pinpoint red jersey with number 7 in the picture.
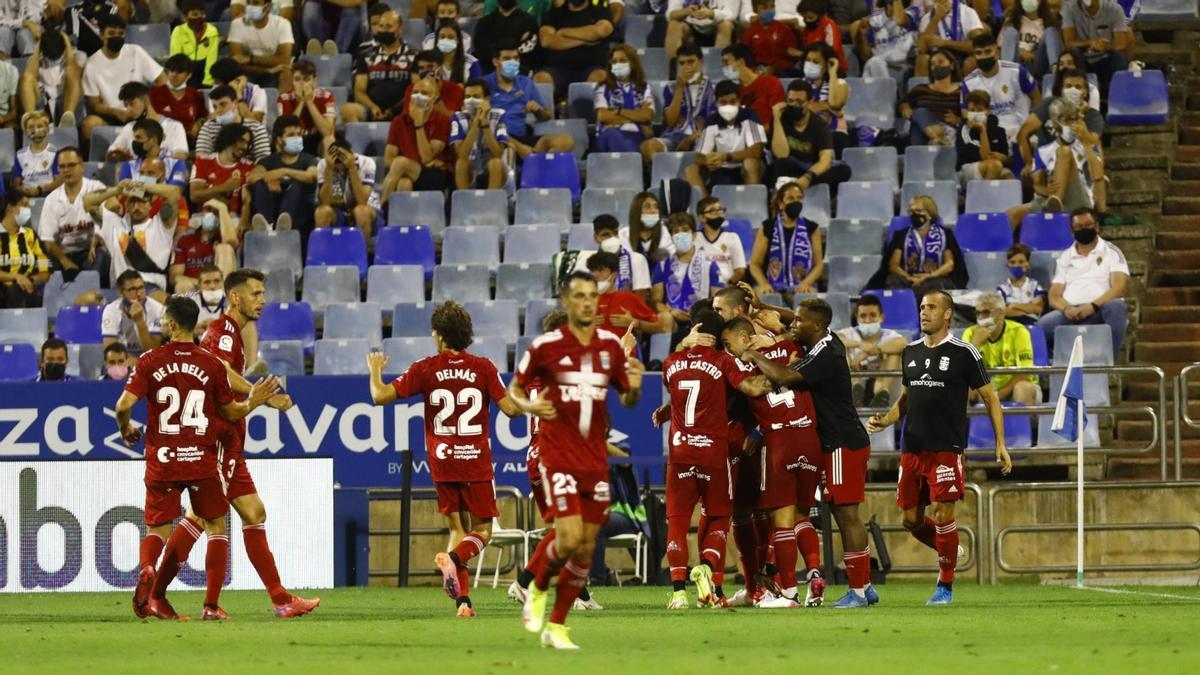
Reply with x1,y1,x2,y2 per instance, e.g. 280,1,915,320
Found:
124,341,235,482
515,327,631,473
663,346,747,468
391,350,507,483
734,339,819,432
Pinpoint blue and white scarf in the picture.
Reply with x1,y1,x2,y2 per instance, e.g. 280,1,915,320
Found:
766,216,813,291
904,222,946,274
600,82,651,132
616,246,633,291
664,254,714,310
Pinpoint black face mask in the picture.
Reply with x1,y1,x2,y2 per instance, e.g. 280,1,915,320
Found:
705,216,725,230
374,32,396,45
783,202,803,220
910,212,929,228
42,362,66,381
106,36,125,52
131,140,148,158
976,57,998,73
1073,227,1097,245
498,0,517,9
930,66,952,81
782,105,808,128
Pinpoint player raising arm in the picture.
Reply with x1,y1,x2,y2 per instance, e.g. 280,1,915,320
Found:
867,290,1011,606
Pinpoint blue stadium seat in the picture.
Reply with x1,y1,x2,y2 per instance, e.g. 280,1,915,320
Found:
382,337,437,376
367,265,425,311
1028,323,1049,367
968,403,1033,450
388,191,446,236
567,82,597,123
964,179,1023,215
263,268,296,303
43,270,100,319
314,338,371,375
826,255,880,294
524,298,560,336
587,152,645,190
442,225,502,267
127,23,170,60
1020,212,1073,251
903,145,957,183
403,18,424,46
464,300,520,345
89,126,120,161
836,181,894,221
1036,411,1101,448
1138,0,1199,19
496,263,553,302
433,264,492,303
1029,250,1058,289
964,251,1010,290
723,218,756,260
566,223,595,250
0,307,47,347
375,225,436,280
843,77,897,127
637,48,669,81
826,219,886,256
301,265,360,313
516,335,536,363
516,188,573,225
520,153,581,202
901,180,958,225
956,212,1011,252
306,227,369,279
261,340,306,376
300,54,353,86
504,224,562,264
906,76,929,93
259,303,316,353
864,288,919,337
472,335,510,372
534,119,589,161
344,122,392,156
0,129,12,171
624,14,659,47
795,292,852,330
67,343,104,380
1106,69,1169,125
650,151,695,184
391,302,436,337
450,189,509,228
55,305,103,344
842,146,899,190
48,126,79,151
244,230,303,281
580,187,639,225
800,183,831,227
0,343,38,382
1053,325,1114,366
324,302,383,349
712,184,769,226
702,47,724,79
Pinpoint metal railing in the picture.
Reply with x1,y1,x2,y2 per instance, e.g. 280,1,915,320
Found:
865,483,985,584
1174,364,1200,481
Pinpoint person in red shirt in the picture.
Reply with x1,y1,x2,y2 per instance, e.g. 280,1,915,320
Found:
152,55,210,145
798,0,848,75
169,199,235,293
275,59,336,154
381,75,453,201
721,44,784,127
585,251,669,340
741,0,801,76
368,300,522,618
190,123,257,221
405,49,464,116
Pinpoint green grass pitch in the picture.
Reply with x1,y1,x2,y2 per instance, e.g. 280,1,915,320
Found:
2,583,1198,673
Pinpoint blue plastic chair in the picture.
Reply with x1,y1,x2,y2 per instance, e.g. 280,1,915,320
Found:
0,307,47,347
524,298,560,336
1029,250,1058,289
306,227,368,280
387,191,446,235
464,300,521,345
258,303,316,353
843,146,899,190
375,226,436,280
89,126,120,162
624,14,659,47
903,145,958,183
324,302,383,349
566,82,597,123
43,270,100,319
504,224,563,264
433,264,492,303
496,263,554,303
260,340,306,376
0,343,39,382
442,225,502,268
1020,212,1073,251
515,188,573,225
843,77,897,127
450,189,509,228
391,302,436,337
1106,69,1169,125
245,230,304,281
650,152,695,184
472,335,511,373
301,265,360,313
533,120,589,161
956,212,1012,252
367,265,425,311
314,338,371,376
299,54,353,86
55,305,104,344
826,255,881,294
127,23,170,60
965,179,1023,214
637,48,669,81
382,336,437,376
964,251,1010,290
713,184,770,225
826,219,886,257
521,153,581,203
836,181,894,221
968,403,1033,449
723,218,756,260
864,288,919,338
587,152,646,190
344,122,393,156
901,180,958,225
580,187,638,225
1028,323,1049,367
566,223,595,250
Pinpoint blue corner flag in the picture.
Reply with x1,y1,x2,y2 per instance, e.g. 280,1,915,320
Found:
1051,336,1087,442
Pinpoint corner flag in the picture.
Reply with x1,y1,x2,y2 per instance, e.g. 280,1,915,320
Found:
1051,335,1086,441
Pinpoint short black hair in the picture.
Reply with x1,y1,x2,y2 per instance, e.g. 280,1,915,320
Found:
713,285,750,313
209,84,237,102
432,300,474,350
721,44,753,67
677,43,702,60
119,82,150,102
132,118,164,144
972,31,997,49
272,114,303,145
104,342,128,357
164,53,194,74
855,294,882,312
786,79,813,97
715,80,741,99
723,315,755,337
116,270,143,289
1071,206,1099,223
224,268,265,294
592,214,620,236
39,29,65,61
214,122,250,153
3,184,23,211
692,310,726,340
55,146,82,164
178,0,205,13
99,14,126,31
416,49,441,67
210,58,243,84
689,298,714,323
40,337,68,357
586,251,620,274
464,78,489,95
797,297,833,327
165,296,200,333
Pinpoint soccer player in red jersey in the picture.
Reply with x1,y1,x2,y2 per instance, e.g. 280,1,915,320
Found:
659,311,770,610
368,300,522,617
116,296,280,620
508,271,645,650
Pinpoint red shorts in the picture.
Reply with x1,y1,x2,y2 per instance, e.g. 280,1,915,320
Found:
665,461,732,519
730,450,761,513
217,425,257,502
820,445,871,505
540,465,611,525
896,451,965,511
435,480,500,519
759,428,821,511
527,441,552,522
144,477,228,526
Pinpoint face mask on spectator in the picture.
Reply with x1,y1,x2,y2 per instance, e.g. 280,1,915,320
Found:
966,111,987,126
930,66,952,81
374,31,396,45
283,136,304,154
1073,226,1097,245
16,206,31,226
672,231,693,252
978,316,996,330
1009,265,1026,279
201,289,225,305
500,59,521,79
1059,124,1076,144
463,97,484,114
802,61,822,81
27,128,46,143
1062,87,1084,105
599,236,621,253
131,140,148,158
245,5,265,21
857,321,881,337
137,174,157,185
611,62,631,80
169,78,189,90
976,56,997,73
41,362,66,381
910,212,929,227
107,364,129,380
437,38,457,54
216,109,237,125
705,216,725,229
411,92,432,108
640,213,659,227
783,202,803,220
718,104,739,121
722,64,739,80
1021,0,1039,12
596,278,613,293
199,211,219,232
759,9,776,22
106,36,124,52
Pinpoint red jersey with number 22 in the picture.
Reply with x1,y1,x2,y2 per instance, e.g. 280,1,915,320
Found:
663,346,747,468
392,350,507,483
515,327,630,473
125,342,235,482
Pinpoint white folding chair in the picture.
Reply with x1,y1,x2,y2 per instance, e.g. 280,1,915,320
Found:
605,532,648,585
474,518,530,588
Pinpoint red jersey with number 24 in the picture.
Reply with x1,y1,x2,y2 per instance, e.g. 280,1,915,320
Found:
663,346,747,468
392,350,507,483
735,339,818,432
515,327,631,473
125,342,235,482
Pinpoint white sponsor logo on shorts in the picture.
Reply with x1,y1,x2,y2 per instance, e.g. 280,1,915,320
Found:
675,465,712,481
935,464,957,484
594,480,611,502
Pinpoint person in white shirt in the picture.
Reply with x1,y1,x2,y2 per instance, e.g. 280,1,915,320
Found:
179,264,227,333
315,139,382,237
685,80,767,196
18,29,83,129
80,14,165,149
85,181,180,295
1008,99,1106,227
961,31,1039,146
105,82,190,163
101,269,164,356
998,242,1046,324
916,0,985,76
12,110,63,198
694,196,746,285
856,0,922,82
0,0,42,58
569,214,653,300
228,0,296,90
665,0,738,62
39,147,109,280
210,57,269,124
231,0,296,21
836,293,907,408
1037,207,1128,359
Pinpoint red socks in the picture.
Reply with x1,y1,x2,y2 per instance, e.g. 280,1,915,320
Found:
666,515,690,583
731,515,759,593
204,534,229,608
548,559,590,624
152,518,202,598
243,524,291,605
935,520,958,585
843,549,871,591
699,516,729,572
772,527,798,593
534,535,563,591
793,520,821,571
139,533,165,572
526,530,556,577
910,516,938,550
449,533,486,598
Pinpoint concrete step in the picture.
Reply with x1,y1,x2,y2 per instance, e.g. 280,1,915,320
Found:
1157,215,1200,232
1149,269,1200,286
1135,340,1200,363
1108,189,1162,208
1175,146,1200,162
1150,250,1200,268
1142,287,1200,306
1140,305,1200,323
1106,457,1200,481
1136,323,1200,341
1163,195,1200,215
1105,153,1171,171
1172,162,1200,180
1155,231,1200,249
1126,375,1199,401
1167,179,1200,197
1117,409,1200,441
1181,126,1200,145
1109,130,1178,153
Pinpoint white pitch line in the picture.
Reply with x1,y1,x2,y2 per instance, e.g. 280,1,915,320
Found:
1072,585,1200,602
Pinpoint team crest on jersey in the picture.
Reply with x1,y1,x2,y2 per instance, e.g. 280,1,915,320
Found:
218,334,234,352
939,356,950,371
599,351,611,370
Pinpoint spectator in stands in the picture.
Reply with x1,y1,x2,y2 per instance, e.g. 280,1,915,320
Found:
191,122,258,224
87,182,180,294
686,80,767,196
902,47,963,145
115,120,190,188
721,44,783,127
381,76,453,199
640,44,715,165
195,85,273,161
652,213,722,336
101,269,163,355
1061,0,1130,96
434,20,481,85
102,341,130,379
248,115,318,235
837,294,906,407
18,29,82,128
39,147,107,282
422,0,473,52
1017,68,1102,181
538,0,614,96
169,201,235,293
740,0,799,77
450,79,509,189
412,49,464,114
62,0,124,57
0,188,49,308
13,111,63,198
180,264,226,331
962,32,1039,147
572,214,654,300
81,14,166,147
1038,206,1127,358
872,194,967,295
586,250,670,336
231,0,296,21
665,0,736,64
107,83,189,162
0,0,43,58
916,0,985,76
1008,99,1106,227
36,338,72,382
0,53,15,129
593,43,654,153
853,0,920,82
210,57,268,124
484,43,573,160
1000,243,1046,324
799,41,852,154
152,55,210,143
748,181,821,299
316,138,383,238
228,0,295,89
621,191,674,264
769,80,852,190
473,0,542,75
276,59,336,154
1001,0,1062,79
694,196,747,285
1048,51,1102,110
956,89,1013,186
303,0,365,55
798,0,848,74
125,157,192,233
341,9,415,124
169,0,219,87
965,291,1041,405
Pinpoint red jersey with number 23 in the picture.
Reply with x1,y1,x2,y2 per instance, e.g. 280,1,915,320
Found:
125,342,235,482
663,346,747,468
199,313,247,441
392,350,507,483
515,327,631,473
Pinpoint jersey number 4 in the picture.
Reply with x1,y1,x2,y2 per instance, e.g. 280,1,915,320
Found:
156,387,208,435
765,389,796,408
430,388,484,436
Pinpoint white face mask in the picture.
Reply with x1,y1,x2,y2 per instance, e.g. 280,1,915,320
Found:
599,236,622,253
672,231,693,252
611,62,631,80
201,289,225,305
1021,0,1039,12
1059,124,1076,144
1062,87,1084,105
857,321,881,337
640,213,659,227
687,70,701,84
966,111,987,125
463,96,483,114
718,104,739,122
411,92,431,109
978,316,997,330
596,278,613,293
